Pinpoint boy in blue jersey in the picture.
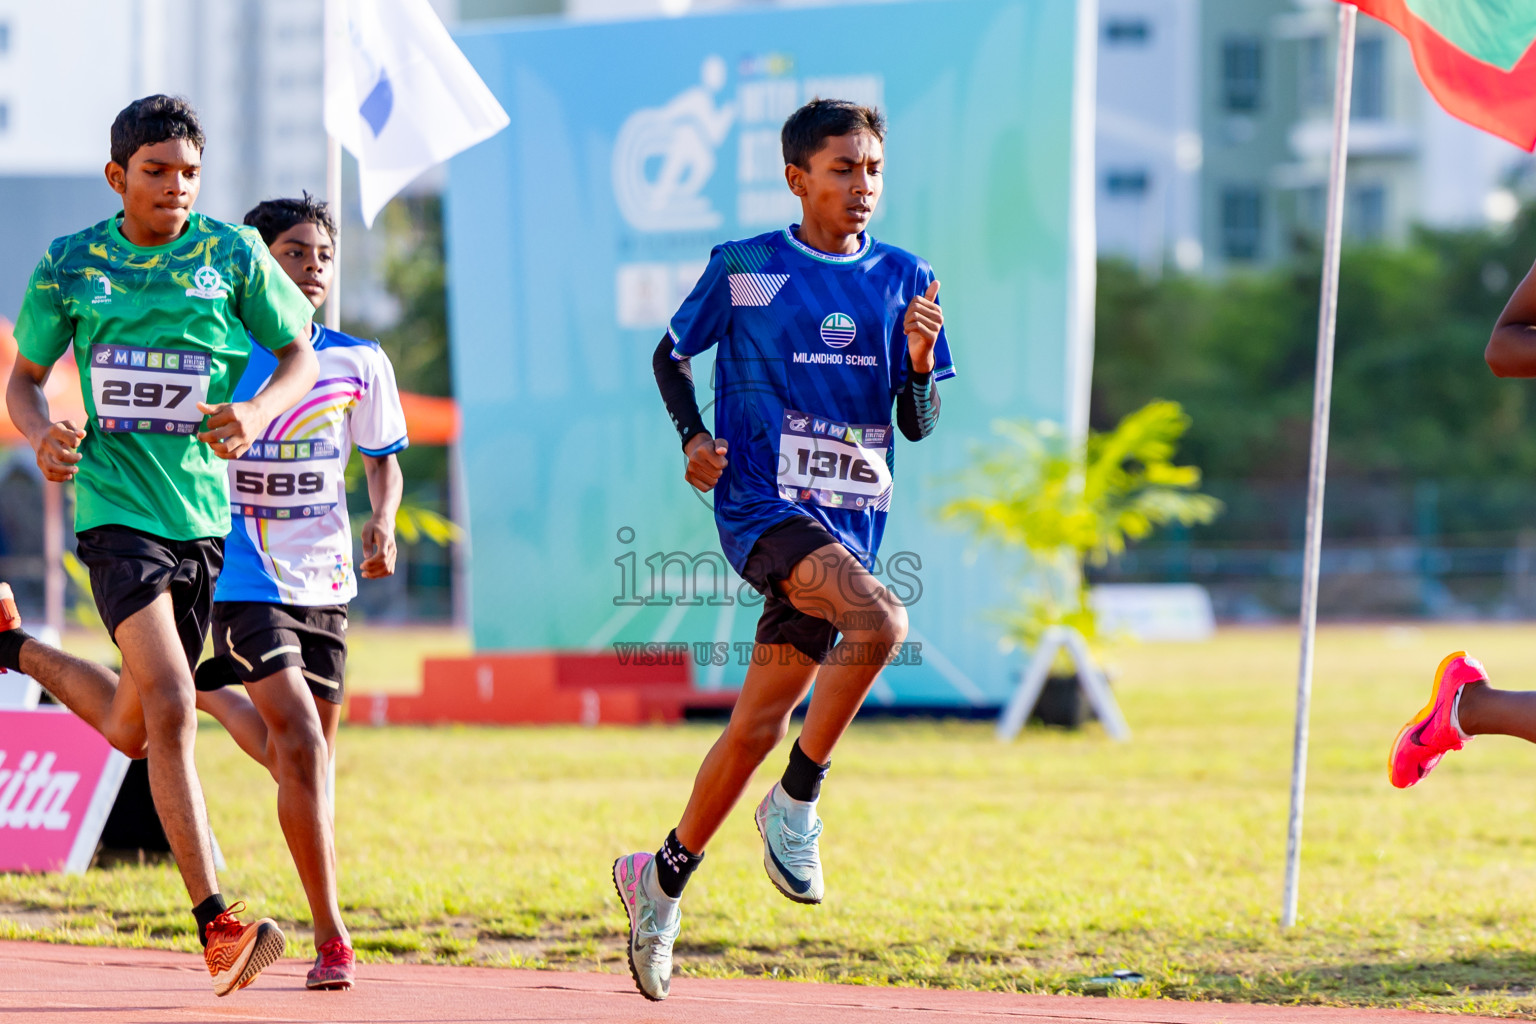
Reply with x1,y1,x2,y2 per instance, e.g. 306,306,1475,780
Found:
190,194,409,991
612,99,952,1001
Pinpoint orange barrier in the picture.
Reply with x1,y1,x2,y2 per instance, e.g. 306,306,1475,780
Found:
0,318,87,445
345,651,739,726
0,316,460,446
398,389,460,444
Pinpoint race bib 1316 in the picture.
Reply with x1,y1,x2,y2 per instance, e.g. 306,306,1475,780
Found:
777,409,893,512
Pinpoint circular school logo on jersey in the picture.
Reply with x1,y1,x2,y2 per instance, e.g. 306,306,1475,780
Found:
820,312,856,350
186,265,229,299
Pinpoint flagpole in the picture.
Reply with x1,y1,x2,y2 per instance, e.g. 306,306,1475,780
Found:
326,133,342,331
1282,2,1356,930
323,129,342,823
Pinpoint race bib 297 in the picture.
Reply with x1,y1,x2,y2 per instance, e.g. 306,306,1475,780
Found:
777,409,893,512
90,344,211,435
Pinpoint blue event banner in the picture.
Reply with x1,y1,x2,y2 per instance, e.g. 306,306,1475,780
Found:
447,0,1089,706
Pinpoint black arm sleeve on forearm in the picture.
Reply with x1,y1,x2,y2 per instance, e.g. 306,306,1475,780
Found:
896,371,940,442
653,335,709,448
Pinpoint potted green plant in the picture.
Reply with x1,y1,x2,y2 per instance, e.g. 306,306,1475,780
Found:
940,400,1221,733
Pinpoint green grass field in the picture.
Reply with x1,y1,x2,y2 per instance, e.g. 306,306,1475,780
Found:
10,623,1536,1015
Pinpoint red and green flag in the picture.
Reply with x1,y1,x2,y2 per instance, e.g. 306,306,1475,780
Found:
1347,0,1536,150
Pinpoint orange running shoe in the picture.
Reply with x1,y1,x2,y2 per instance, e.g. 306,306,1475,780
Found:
306,936,356,990
1389,651,1486,789
204,902,285,996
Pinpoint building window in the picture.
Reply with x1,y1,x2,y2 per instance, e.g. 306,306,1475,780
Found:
0,102,9,134
1354,37,1385,120
1222,37,1263,113
0,22,9,55
1299,36,1328,112
1221,187,1264,261
1350,184,1386,241
1104,18,1150,44
1105,169,1150,197
1298,185,1327,236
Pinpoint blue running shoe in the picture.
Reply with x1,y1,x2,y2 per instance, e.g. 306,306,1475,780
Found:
754,782,825,905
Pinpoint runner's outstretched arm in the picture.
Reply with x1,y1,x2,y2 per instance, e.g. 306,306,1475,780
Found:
7,356,87,483
1488,259,1536,377
652,335,708,449
896,279,943,441
359,453,402,579
653,335,729,492
196,334,319,459
895,373,940,441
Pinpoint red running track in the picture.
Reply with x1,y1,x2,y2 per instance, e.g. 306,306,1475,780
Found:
0,941,1505,1024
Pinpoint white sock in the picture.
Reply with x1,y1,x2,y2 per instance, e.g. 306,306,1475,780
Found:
642,858,680,907
772,782,819,833
1451,686,1472,743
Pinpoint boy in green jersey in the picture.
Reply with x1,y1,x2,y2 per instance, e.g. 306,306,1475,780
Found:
0,95,318,996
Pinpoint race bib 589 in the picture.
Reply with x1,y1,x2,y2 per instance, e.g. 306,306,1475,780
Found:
777,409,893,511
230,440,341,521
90,345,212,435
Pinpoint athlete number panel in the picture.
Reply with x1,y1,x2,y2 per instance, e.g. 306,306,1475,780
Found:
90,344,211,435
776,409,893,511
230,440,341,521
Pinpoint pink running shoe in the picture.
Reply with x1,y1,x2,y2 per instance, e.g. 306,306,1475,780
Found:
0,582,20,674
306,936,355,990
1389,651,1486,789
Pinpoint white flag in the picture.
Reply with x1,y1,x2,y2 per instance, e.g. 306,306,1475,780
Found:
324,0,510,227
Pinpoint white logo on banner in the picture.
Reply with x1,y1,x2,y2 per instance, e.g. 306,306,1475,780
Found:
0,751,79,830
612,59,885,328
613,56,736,232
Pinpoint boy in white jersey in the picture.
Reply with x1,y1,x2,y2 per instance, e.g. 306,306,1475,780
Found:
193,194,408,990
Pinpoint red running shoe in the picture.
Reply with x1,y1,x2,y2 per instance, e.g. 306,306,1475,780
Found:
204,902,285,996
307,936,356,990
1389,651,1486,789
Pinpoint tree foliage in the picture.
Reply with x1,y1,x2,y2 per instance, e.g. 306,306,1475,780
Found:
1092,206,1536,484
342,194,451,508
941,401,1221,649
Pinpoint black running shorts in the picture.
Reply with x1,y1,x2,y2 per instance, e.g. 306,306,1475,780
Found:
204,602,349,704
75,525,223,671
740,516,844,664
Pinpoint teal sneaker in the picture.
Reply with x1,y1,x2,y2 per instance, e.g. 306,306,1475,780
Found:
612,852,681,1001
754,782,825,905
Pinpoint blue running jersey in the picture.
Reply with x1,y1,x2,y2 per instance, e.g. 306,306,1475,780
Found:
668,226,955,574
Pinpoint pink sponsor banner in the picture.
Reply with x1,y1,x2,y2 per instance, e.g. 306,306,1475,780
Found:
0,708,129,874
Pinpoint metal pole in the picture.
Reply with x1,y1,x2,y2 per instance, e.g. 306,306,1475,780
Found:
326,134,342,331
42,481,64,636
1282,3,1357,930
1066,0,1099,447
449,439,472,631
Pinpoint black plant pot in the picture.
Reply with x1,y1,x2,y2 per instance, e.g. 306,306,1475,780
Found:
1029,673,1097,729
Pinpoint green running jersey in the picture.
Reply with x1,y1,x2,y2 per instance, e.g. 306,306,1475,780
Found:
14,212,314,541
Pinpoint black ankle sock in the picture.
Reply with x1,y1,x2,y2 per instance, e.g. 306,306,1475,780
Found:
0,627,32,673
780,739,830,802
654,829,703,899
192,894,228,948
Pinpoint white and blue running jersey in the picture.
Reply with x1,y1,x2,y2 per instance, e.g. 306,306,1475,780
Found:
214,325,409,606
668,226,955,574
